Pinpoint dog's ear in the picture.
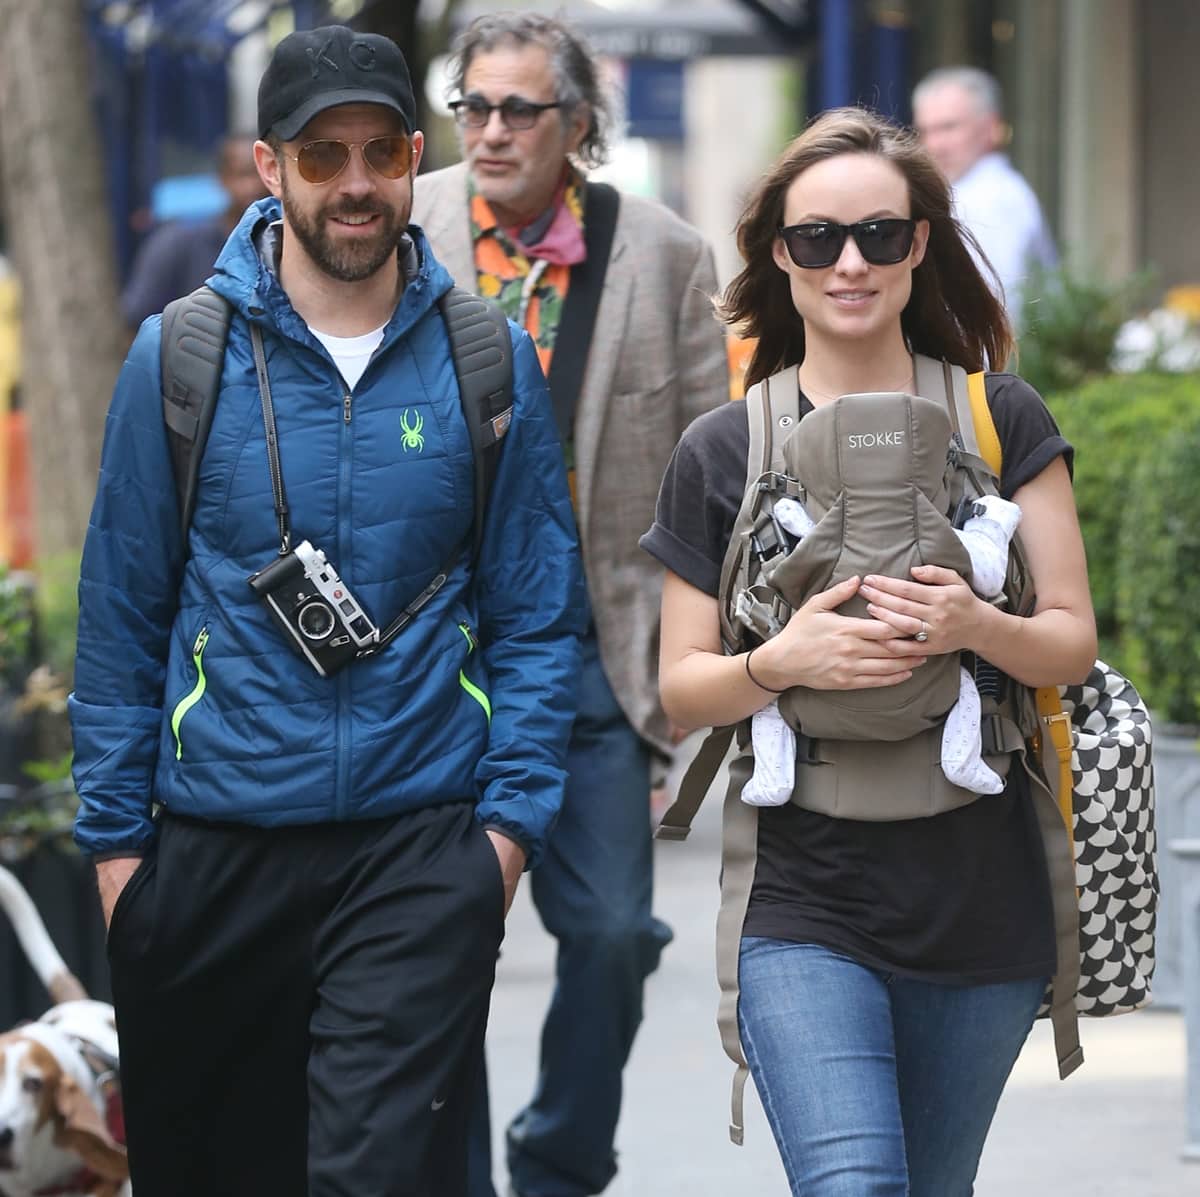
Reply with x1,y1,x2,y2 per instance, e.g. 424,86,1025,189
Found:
52,1074,129,1182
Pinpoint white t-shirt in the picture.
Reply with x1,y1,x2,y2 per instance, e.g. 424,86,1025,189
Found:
952,152,1058,319
311,323,387,391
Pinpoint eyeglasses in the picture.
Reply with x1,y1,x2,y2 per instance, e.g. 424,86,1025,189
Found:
777,219,917,269
282,136,413,185
448,95,563,131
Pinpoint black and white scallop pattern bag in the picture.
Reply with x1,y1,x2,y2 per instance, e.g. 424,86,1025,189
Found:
1039,659,1158,1018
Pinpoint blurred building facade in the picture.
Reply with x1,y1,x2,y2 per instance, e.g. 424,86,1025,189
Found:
913,0,1200,294
67,1,1200,297
428,0,1199,297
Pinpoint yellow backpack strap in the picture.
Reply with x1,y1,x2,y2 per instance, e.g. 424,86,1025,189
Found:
1036,685,1075,833
962,369,1074,825
967,365,1080,1072
966,369,1003,478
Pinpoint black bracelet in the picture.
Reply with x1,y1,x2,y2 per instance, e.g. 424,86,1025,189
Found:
745,646,787,693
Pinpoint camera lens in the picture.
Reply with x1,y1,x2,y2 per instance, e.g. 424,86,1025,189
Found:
298,600,336,641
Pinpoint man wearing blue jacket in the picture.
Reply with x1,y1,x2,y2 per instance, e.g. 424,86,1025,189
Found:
69,26,584,1197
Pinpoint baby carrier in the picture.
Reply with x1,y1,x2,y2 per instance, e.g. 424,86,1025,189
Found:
749,391,973,746
725,357,1036,821
658,355,1110,1145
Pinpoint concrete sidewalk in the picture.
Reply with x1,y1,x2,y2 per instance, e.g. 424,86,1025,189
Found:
484,774,1193,1195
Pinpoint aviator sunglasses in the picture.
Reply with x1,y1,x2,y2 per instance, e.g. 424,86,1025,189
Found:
777,218,917,269
282,135,414,185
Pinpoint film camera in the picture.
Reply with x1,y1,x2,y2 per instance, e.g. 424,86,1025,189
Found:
248,540,378,677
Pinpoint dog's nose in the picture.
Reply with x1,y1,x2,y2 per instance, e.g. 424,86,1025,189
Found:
0,1124,13,1148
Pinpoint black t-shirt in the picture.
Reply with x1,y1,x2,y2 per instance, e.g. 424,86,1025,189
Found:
641,372,1071,983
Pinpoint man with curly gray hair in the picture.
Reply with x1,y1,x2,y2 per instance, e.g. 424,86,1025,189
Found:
414,12,728,1197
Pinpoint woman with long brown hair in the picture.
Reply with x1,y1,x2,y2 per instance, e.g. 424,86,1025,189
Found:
641,107,1096,1194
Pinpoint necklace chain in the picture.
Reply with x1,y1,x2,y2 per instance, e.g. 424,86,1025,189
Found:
799,367,915,404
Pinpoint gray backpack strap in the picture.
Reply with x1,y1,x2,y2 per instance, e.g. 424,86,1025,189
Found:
715,745,759,1144
655,366,800,1145
913,352,974,443
719,366,800,649
655,723,736,843
914,352,995,479
159,285,512,568
656,365,799,843
161,286,233,537
437,287,514,568
1027,735,1085,1078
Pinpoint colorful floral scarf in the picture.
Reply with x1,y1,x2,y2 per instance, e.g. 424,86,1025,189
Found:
470,170,587,500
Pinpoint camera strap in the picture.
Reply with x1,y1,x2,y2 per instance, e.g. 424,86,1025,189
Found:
249,323,454,654
250,324,293,555
366,560,457,653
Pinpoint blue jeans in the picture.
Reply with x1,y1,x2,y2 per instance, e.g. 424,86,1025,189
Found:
469,631,673,1197
738,938,1046,1197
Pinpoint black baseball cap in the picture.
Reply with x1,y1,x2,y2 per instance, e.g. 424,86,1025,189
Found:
258,25,416,142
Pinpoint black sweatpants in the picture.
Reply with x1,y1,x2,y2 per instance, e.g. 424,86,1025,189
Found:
105,800,505,1197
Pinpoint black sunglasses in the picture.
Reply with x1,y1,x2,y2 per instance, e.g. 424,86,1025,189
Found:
777,218,917,269
448,95,563,131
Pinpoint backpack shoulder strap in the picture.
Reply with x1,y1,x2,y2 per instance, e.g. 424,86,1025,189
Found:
656,365,800,844
717,365,799,649
918,353,1082,1072
160,284,513,566
913,353,1001,476
438,286,514,568
965,368,1002,476
161,285,233,537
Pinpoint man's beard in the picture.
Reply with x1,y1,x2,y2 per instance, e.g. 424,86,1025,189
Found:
280,174,407,283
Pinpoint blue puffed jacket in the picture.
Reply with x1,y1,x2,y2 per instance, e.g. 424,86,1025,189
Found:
69,198,586,865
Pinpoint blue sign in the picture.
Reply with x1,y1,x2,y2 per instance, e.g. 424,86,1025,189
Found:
626,59,685,141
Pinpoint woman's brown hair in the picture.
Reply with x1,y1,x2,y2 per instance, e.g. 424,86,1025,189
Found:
723,107,1013,389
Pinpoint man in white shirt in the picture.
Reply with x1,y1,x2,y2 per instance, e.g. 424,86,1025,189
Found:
913,66,1057,321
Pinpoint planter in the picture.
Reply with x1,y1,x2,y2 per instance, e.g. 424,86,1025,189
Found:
1173,838,1200,1162
0,838,108,1026
1152,722,1200,1009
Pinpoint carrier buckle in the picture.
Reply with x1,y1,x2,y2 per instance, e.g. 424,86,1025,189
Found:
734,590,784,639
755,470,790,495
980,713,1007,756
1042,710,1073,761
795,732,822,766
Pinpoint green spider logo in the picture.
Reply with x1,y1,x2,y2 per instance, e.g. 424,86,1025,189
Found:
400,409,425,453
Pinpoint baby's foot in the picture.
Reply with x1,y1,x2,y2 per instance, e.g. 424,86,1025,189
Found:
743,700,796,806
941,668,1005,795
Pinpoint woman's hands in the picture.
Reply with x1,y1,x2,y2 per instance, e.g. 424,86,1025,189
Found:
858,564,986,658
749,575,927,692
659,570,925,732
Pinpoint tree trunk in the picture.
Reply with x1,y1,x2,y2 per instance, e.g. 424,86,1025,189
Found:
0,0,125,561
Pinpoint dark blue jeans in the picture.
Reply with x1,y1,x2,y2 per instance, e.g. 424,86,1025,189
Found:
738,938,1047,1196
470,631,673,1197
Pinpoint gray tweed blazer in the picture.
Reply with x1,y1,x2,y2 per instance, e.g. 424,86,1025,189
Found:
413,163,728,754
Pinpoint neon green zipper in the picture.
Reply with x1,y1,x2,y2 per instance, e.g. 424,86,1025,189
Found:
457,624,491,724
170,626,210,760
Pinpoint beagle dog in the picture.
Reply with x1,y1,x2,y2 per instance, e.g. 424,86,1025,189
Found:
0,867,129,1197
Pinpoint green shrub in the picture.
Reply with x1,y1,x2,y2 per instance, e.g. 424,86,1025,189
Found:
1117,416,1200,724
33,551,79,684
1016,265,1150,397
0,567,34,689
1046,372,1198,657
